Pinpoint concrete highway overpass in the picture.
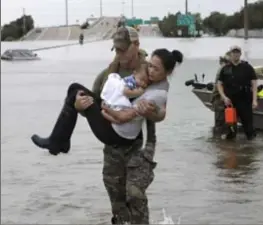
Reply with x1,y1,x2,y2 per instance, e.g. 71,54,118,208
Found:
22,17,120,41
21,17,162,41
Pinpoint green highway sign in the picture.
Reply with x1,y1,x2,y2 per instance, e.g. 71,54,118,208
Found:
177,14,197,35
177,14,195,26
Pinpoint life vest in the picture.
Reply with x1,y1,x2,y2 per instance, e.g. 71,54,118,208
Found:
258,89,263,98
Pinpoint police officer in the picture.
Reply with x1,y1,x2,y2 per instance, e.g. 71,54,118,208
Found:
217,45,258,140
211,52,230,135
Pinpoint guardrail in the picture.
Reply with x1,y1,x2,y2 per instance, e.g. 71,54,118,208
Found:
31,38,104,52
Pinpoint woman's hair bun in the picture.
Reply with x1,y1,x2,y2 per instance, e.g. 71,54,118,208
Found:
172,50,183,64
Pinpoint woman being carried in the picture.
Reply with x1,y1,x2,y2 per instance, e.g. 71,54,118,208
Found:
75,62,152,146
31,48,183,154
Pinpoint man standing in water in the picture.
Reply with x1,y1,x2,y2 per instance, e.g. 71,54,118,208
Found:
211,52,231,135
217,46,258,140
79,26,165,224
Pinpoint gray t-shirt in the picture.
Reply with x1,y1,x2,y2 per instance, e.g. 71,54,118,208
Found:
112,79,169,139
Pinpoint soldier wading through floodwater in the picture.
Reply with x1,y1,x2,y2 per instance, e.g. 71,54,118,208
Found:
31,26,184,224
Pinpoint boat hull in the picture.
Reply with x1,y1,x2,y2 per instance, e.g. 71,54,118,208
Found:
192,88,263,130
1,49,40,61
1,56,40,61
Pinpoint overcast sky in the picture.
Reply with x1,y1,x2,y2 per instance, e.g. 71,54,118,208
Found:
1,0,259,27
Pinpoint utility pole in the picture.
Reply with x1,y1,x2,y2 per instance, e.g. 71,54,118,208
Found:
100,0,103,17
131,0,134,18
185,0,188,14
65,0,68,26
22,8,26,35
122,0,125,16
244,0,248,40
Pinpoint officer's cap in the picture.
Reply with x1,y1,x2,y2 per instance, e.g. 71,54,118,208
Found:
229,45,241,52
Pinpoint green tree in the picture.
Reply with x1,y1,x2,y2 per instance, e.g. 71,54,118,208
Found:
158,1,263,37
203,12,228,36
158,12,203,37
203,1,263,36
1,15,34,41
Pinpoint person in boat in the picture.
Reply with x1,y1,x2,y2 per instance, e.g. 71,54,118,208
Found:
217,45,258,140
31,26,183,224
258,88,263,98
255,67,263,97
211,52,231,135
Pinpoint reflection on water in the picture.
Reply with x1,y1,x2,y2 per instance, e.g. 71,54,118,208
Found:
214,141,260,181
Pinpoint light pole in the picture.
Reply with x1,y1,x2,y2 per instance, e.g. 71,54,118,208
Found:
122,0,125,16
131,0,134,18
185,0,188,14
22,8,26,35
100,0,103,17
65,0,68,26
244,0,248,40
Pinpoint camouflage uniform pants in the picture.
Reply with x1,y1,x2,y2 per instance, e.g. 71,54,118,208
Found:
212,98,225,135
102,139,156,224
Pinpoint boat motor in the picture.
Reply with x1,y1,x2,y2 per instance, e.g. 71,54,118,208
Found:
206,82,214,91
185,79,195,86
185,74,215,90
202,73,205,82
194,74,198,82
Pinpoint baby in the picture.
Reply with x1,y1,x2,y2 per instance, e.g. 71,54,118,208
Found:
101,63,149,110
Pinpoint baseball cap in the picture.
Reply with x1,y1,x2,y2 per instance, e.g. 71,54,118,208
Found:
111,26,139,51
229,45,241,52
220,54,230,62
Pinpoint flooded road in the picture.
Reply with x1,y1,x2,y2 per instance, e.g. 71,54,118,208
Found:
1,37,263,224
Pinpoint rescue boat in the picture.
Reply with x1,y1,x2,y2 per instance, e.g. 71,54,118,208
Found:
185,66,263,130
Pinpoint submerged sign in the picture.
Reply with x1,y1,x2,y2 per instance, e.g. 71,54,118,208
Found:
177,14,196,35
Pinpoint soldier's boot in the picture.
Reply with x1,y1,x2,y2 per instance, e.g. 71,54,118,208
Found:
111,215,130,225
31,104,77,155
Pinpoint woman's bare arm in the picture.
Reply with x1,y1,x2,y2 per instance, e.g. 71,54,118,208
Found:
102,105,137,123
145,105,166,122
123,87,145,98
101,110,122,124
136,99,166,122
101,99,166,124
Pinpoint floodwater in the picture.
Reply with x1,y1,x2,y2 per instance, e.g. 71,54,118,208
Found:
1,37,263,224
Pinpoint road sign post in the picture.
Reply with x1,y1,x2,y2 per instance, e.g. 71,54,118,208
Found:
176,14,196,36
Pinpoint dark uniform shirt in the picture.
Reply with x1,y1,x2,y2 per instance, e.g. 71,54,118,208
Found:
218,61,257,99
